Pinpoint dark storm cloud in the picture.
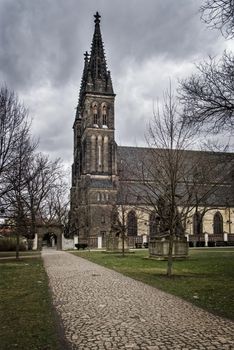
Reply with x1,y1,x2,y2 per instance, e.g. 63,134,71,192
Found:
0,0,225,163
0,0,220,91
0,0,86,90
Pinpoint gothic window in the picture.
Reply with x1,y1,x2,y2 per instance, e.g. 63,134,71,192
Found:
97,192,101,202
213,211,223,235
92,102,98,125
106,193,109,201
94,113,98,124
193,212,203,235
91,135,96,172
149,212,160,237
97,135,102,169
102,103,107,127
127,211,137,236
102,114,107,125
101,215,105,223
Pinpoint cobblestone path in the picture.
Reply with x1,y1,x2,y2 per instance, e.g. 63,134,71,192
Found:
42,249,234,350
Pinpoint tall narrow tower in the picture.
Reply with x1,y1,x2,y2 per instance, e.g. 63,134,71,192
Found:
70,12,118,245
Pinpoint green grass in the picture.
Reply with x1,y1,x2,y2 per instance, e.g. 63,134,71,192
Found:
0,257,60,350
72,248,234,320
0,251,41,258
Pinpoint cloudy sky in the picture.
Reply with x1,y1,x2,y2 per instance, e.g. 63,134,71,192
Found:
0,0,232,166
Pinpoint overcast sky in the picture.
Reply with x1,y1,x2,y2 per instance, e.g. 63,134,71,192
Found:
0,0,232,166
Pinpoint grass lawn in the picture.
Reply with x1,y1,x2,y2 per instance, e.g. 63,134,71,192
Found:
0,256,60,350
0,251,41,258
72,248,234,320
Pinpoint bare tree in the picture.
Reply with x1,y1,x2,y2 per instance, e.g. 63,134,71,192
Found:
40,172,70,234
0,86,30,198
110,183,132,257
6,142,63,251
200,0,234,39
137,88,195,276
0,85,69,255
21,154,62,248
5,129,36,258
133,86,232,276
179,1,234,135
179,52,234,133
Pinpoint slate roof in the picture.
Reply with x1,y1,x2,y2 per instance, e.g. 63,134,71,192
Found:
116,145,234,206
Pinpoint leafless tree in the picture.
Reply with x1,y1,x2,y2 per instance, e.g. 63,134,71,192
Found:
179,52,234,133
21,154,62,248
40,171,70,234
5,128,36,257
0,86,30,199
137,88,195,276
134,86,232,276
6,142,63,251
0,85,70,255
200,0,234,39
110,183,132,257
179,1,234,135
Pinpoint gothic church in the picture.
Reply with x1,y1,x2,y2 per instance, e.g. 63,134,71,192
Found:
70,13,234,248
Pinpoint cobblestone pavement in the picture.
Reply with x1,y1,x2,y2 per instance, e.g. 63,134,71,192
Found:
42,249,234,350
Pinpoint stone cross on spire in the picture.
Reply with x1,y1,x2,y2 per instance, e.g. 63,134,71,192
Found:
94,11,101,24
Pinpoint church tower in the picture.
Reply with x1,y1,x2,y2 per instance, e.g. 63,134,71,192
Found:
70,12,118,245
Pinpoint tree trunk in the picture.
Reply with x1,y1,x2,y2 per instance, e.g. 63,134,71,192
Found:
16,231,20,259
167,234,173,277
121,230,125,257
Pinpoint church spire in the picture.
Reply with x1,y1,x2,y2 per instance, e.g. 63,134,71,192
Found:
88,12,108,82
88,12,114,94
77,12,114,112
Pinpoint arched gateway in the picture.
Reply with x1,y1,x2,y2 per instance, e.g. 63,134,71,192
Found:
36,224,63,250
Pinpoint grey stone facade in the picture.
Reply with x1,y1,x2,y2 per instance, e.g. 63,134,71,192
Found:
70,13,234,247
70,13,118,244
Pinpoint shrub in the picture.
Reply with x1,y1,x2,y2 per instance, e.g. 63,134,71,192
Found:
196,241,205,247
0,237,27,251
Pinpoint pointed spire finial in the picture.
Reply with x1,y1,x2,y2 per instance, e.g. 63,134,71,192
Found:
84,51,89,62
76,12,114,101
94,11,101,24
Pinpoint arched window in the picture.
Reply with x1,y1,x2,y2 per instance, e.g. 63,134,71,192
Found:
94,113,98,125
97,192,101,202
101,103,107,126
213,211,223,235
149,211,160,237
127,211,137,236
103,114,107,125
193,212,203,235
92,102,98,125
97,135,102,169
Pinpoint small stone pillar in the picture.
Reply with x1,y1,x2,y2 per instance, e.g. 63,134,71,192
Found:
33,233,38,250
98,235,102,249
205,233,209,247
74,235,79,245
